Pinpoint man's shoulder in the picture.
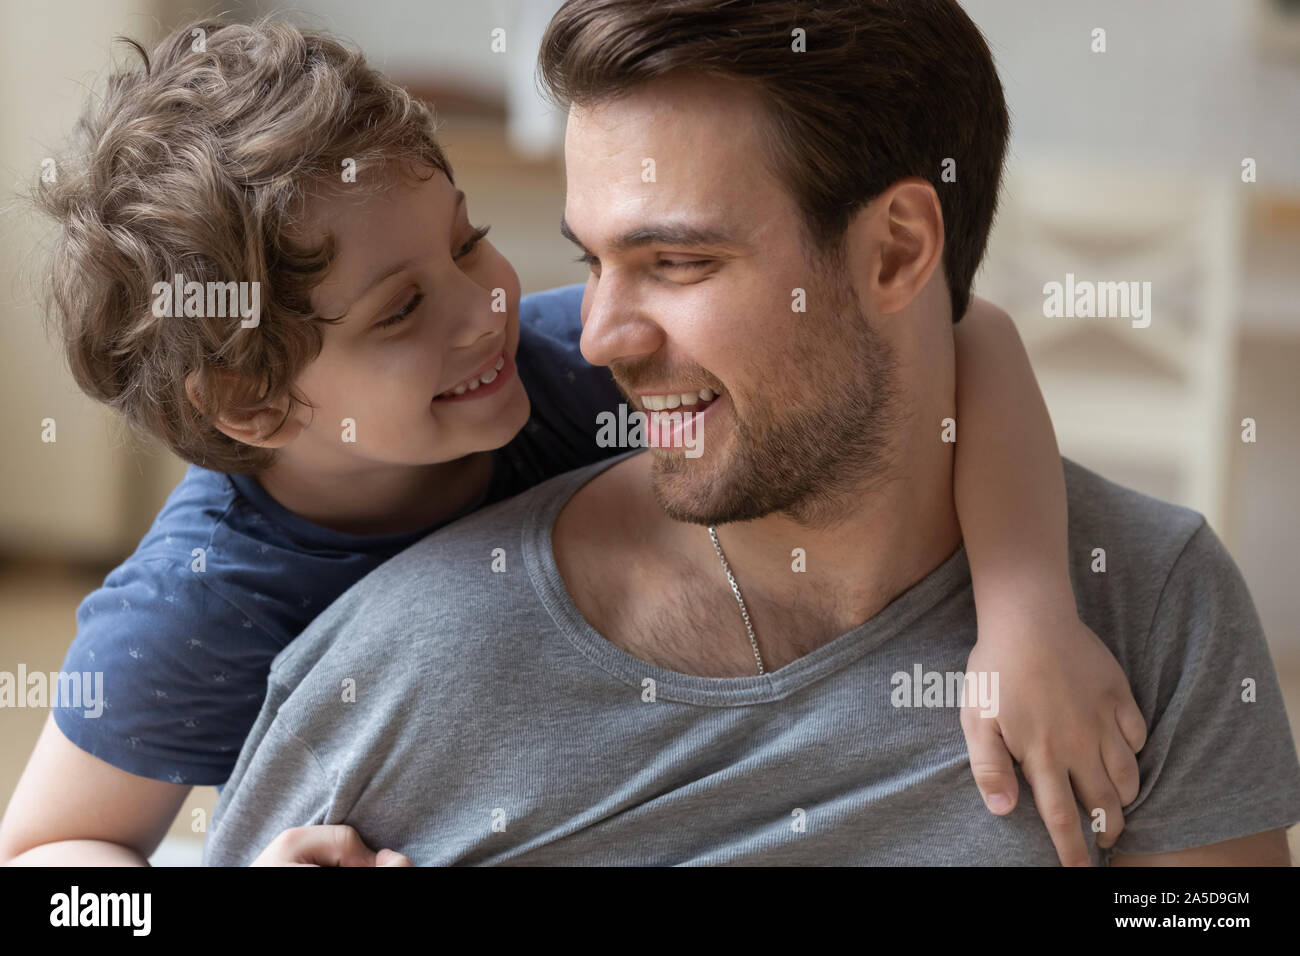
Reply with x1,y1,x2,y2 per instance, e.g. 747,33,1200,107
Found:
266,453,631,682
406,450,633,558
1062,457,1206,554
1061,457,1211,606
1060,462,1300,856
1060,457,1238,671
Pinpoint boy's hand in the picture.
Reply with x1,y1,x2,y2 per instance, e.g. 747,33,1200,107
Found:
251,825,412,867
960,612,1147,866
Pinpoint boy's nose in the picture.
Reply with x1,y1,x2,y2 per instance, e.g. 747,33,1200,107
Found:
441,273,509,350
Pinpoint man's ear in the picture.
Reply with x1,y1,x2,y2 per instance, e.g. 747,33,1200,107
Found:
850,177,946,317
184,370,303,449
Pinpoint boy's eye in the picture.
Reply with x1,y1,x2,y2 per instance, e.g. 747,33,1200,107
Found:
371,225,489,331
377,292,423,329
455,224,491,260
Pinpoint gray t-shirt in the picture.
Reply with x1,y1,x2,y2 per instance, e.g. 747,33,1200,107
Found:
203,453,1300,865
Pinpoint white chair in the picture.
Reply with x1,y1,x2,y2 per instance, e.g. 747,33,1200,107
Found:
977,149,1245,538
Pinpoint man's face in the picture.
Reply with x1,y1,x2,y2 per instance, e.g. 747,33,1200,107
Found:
563,72,899,528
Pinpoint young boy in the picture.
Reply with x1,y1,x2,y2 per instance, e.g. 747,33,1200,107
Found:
0,15,1143,867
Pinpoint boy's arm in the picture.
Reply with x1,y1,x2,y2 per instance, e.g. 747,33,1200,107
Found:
0,715,404,867
952,296,1148,867
0,714,188,866
953,298,1072,621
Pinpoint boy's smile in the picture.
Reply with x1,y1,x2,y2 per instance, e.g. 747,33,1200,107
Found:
432,347,513,402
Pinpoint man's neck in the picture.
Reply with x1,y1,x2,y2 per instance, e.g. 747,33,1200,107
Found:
659,438,960,639
691,303,964,656
555,437,962,677
253,450,494,538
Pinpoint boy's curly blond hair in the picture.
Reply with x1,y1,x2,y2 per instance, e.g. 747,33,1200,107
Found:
35,14,451,473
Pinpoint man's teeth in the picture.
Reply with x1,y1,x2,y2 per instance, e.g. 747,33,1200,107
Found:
640,387,718,411
441,356,505,398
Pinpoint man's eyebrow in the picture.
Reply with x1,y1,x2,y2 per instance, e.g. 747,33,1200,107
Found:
333,190,467,319
559,214,746,254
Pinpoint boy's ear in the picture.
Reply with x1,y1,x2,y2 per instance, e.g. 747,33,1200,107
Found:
184,370,303,449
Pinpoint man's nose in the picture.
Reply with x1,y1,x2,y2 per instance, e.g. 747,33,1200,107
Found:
579,273,662,369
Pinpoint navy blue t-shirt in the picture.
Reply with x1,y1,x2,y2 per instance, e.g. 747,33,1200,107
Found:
52,283,622,786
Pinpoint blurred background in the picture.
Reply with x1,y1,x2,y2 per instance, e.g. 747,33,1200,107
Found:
1,0,1297,864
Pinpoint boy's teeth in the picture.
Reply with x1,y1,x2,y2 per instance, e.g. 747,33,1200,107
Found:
439,353,507,398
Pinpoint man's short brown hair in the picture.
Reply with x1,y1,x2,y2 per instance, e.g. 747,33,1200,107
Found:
35,14,450,473
538,0,1010,324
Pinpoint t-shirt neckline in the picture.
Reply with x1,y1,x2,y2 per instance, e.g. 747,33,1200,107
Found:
524,450,972,706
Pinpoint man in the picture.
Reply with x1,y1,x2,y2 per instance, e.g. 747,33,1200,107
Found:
203,0,1300,865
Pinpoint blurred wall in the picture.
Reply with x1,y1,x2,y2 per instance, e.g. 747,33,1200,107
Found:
0,0,177,562
964,0,1300,187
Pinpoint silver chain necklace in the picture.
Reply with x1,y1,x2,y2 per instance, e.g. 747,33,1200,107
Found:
707,526,766,675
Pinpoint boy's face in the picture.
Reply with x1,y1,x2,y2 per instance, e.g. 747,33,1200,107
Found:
283,167,528,469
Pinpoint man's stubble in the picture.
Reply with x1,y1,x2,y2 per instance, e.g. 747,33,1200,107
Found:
648,246,906,532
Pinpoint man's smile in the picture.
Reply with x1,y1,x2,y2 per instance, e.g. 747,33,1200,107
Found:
636,385,723,412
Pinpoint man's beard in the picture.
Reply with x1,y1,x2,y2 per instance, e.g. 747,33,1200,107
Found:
638,256,903,531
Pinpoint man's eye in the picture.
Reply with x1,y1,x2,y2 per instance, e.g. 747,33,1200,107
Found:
573,252,599,267
377,292,423,329
660,258,713,270
455,224,491,260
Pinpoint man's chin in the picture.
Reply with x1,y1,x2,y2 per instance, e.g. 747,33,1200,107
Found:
647,448,767,527
644,451,716,526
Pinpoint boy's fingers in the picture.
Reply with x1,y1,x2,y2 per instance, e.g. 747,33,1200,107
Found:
1022,763,1091,867
1101,725,1141,806
288,825,378,867
960,711,1019,814
1071,763,1125,850
1116,697,1148,752
375,848,413,867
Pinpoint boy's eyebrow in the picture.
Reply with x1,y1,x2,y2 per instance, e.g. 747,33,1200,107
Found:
334,190,467,319
559,214,749,255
